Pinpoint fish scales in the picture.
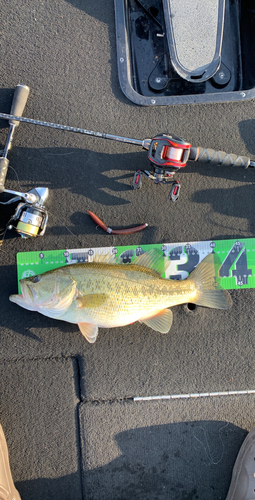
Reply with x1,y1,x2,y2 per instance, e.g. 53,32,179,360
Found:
9,250,232,343
58,263,198,325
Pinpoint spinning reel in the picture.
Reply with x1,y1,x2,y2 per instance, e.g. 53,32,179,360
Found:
0,84,49,239
0,186,48,238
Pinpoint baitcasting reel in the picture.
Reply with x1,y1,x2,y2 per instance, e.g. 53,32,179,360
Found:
0,85,254,204
0,187,49,238
132,133,191,201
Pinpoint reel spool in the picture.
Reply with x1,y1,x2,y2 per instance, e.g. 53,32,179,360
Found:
2,187,49,239
14,204,48,238
148,134,191,171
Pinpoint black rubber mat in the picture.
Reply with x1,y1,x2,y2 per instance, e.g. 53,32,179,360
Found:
79,396,252,500
0,358,82,500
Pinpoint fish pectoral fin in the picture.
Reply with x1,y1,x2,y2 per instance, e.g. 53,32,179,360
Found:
140,309,173,334
78,323,99,343
76,293,108,309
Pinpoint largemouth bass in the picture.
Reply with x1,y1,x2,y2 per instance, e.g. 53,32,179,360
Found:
9,250,232,343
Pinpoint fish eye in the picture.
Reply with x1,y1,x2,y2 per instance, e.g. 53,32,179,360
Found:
32,275,41,283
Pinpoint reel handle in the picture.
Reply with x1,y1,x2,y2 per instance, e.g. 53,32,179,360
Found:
0,158,9,193
9,84,30,127
189,146,250,168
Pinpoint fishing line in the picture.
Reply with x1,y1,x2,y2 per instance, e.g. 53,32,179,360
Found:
0,206,85,249
0,169,20,245
46,210,86,247
8,165,23,192
0,219,12,251
204,210,250,235
193,422,229,465
0,157,86,247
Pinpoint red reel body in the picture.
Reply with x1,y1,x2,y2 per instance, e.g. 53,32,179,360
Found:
148,134,191,170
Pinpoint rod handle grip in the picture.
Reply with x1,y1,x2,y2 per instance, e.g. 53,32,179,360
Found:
189,146,250,168
0,157,9,193
9,84,30,126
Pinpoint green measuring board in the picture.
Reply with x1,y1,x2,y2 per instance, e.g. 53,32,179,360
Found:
16,238,255,294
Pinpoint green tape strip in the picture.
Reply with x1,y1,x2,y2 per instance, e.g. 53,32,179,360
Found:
16,238,255,294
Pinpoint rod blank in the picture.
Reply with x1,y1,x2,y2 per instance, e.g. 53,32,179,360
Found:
0,112,145,147
134,389,255,401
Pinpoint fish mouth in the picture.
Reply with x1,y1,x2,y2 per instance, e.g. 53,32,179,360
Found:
9,280,36,310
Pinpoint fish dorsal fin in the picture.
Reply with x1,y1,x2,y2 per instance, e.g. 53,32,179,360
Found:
76,293,107,309
92,249,169,276
92,253,117,265
78,322,99,343
132,249,168,276
140,308,173,334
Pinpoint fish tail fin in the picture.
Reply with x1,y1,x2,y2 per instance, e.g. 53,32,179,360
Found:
189,253,232,309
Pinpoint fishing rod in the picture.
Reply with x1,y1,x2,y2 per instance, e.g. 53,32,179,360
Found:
0,84,30,194
0,85,49,238
0,105,253,202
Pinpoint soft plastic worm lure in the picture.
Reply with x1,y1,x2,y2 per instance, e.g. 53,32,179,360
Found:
88,211,148,235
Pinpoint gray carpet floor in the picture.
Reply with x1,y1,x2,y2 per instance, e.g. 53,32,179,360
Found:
0,1,255,499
